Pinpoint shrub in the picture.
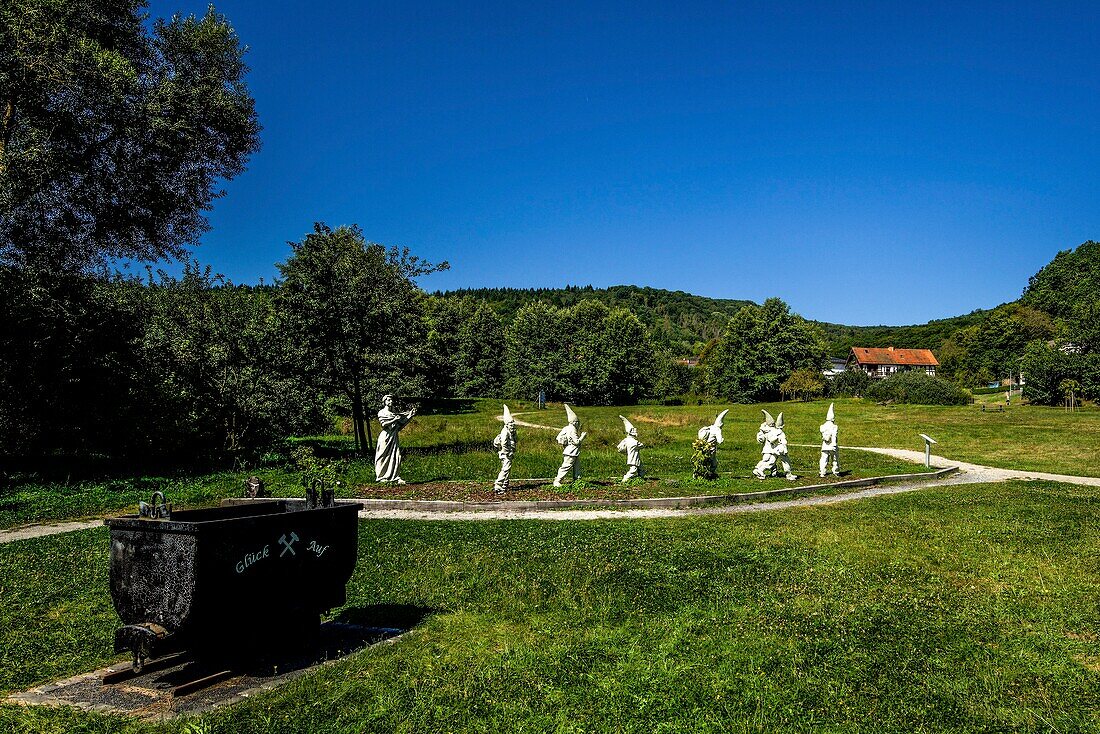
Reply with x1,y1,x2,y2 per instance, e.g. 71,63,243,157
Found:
691,437,718,480
865,371,970,406
780,368,826,401
829,369,871,397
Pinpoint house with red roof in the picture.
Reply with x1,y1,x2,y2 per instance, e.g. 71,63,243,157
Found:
845,347,939,379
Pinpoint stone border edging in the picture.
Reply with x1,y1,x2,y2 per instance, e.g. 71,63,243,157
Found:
347,467,959,513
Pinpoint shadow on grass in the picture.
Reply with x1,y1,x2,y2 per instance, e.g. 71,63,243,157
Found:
409,398,480,415
332,603,434,631
406,440,493,457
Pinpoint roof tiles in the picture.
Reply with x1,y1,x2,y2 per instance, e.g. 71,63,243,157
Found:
848,347,939,367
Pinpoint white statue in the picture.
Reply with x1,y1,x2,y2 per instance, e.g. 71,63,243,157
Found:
493,404,517,494
375,394,416,484
698,409,728,447
819,403,841,478
552,404,587,487
616,415,644,482
754,410,796,480
752,411,778,479
694,409,728,478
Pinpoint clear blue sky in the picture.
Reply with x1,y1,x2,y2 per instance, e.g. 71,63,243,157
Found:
145,0,1098,325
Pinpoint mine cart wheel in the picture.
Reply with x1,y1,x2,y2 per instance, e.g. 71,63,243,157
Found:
114,622,172,674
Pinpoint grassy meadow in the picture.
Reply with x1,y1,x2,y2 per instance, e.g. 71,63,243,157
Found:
4,397,1100,530
2,479,1099,732
3,398,1100,731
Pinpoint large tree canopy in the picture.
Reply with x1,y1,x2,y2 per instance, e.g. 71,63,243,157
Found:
276,223,447,455
698,298,827,402
0,0,259,271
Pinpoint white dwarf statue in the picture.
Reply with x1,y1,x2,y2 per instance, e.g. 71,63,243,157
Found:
754,410,797,480
819,403,841,478
553,404,587,487
755,409,779,477
694,409,728,479
375,394,416,484
616,415,644,482
493,404,517,494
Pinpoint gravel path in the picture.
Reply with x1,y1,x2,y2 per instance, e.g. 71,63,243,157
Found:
351,454,1100,522
0,520,103,544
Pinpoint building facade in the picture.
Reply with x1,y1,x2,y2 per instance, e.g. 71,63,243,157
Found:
845,347,939,379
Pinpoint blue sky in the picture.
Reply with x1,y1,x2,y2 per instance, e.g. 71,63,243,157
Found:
145,0,1098,325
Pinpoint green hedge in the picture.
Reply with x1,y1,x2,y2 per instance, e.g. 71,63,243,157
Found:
866,371,971,405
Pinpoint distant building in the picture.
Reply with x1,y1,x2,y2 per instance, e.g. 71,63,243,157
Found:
824,357,847,378
676,358,700,368
846,347,938,379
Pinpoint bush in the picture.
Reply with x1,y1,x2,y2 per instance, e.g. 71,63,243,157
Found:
828,369,871,397
779,368,826,401
865,371,971,406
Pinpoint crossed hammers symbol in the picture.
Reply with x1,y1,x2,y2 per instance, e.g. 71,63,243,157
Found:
279,531,300,557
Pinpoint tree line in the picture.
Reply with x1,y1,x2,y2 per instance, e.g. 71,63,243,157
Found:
0,222,832,464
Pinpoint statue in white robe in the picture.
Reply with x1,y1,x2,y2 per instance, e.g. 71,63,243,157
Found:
375,394,416,483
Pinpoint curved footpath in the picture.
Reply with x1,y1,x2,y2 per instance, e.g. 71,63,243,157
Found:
4,444,1100,543
351,453,1100,521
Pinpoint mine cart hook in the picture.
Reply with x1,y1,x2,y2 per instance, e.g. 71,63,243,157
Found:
139,491,171,519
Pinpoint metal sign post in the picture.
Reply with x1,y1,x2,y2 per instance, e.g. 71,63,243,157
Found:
918,433,937,468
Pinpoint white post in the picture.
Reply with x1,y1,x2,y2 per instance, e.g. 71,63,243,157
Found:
918,434,937,469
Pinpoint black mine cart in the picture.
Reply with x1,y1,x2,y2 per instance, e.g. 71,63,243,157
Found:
105,497,363,672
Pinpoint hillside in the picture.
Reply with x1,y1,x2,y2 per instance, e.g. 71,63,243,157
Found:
436,285,753,356
438,285,983,358
813,311,991,356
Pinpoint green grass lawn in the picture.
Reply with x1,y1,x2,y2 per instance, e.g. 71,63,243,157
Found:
5,397,1100,529
2,480,1098,732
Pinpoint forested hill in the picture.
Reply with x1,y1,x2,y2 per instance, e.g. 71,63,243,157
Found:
813,311,991,355
437,284,984,357
436,286,753,356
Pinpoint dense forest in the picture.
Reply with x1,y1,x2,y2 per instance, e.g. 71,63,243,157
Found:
439,285,989,359
438,286,752,357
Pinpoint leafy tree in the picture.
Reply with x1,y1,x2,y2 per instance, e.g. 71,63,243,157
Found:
1023,241,1100,320
1020,341,1070,406
938,304,1053,384
504,302,571,401
136,265,325,462
780,368,825,401
598,307,656,404
422,296,465,398
651,349,694,400
0,1,259,271
0,267,145,456
504,300,656,405
423,297,506,398
699,298,827,402
454,303,505,397
276,224,446,455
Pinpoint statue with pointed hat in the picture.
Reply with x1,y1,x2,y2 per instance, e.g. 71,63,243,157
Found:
753,410,797,480
553,404,587,487
754,409,780,476
616,415,644,482
819,403,841,478
375,394,417,484
493,404,518,494
693,409,728,479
